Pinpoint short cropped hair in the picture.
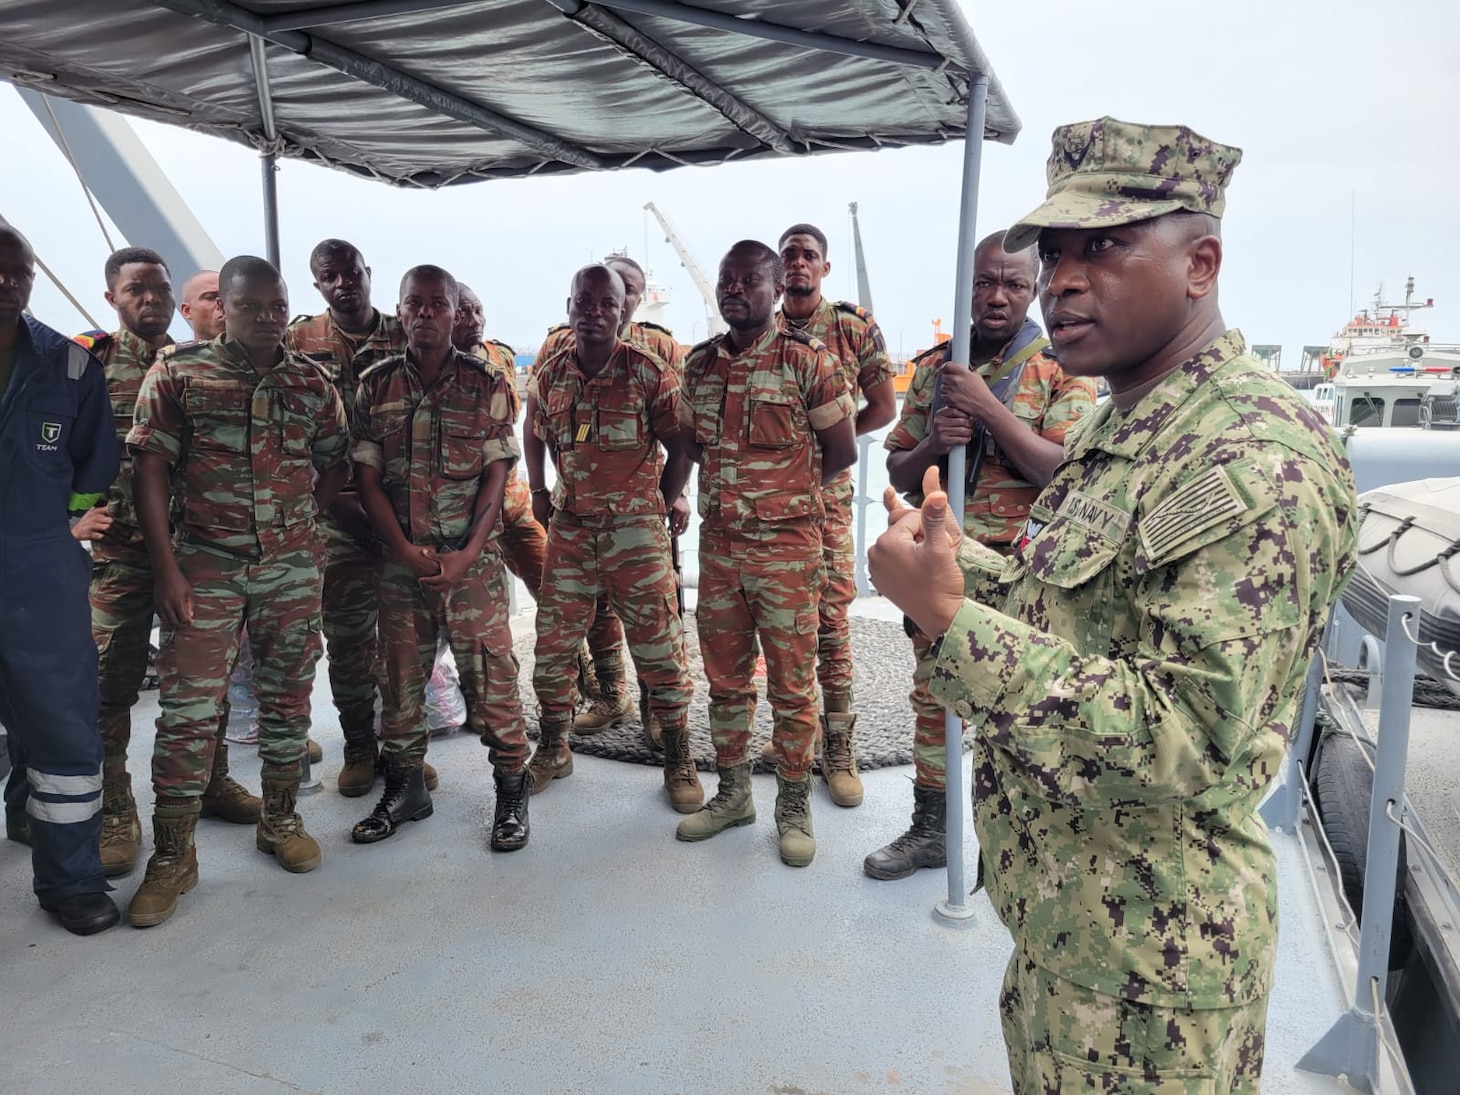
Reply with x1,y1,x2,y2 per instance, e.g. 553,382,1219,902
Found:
105,246,168,288
219,255,282,299
399,264,459,306
309,238,362,272
727,240,784,285
778,223,828,257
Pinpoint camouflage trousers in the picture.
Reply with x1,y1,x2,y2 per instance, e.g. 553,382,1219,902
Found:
319,513,382,746
153,537,323,798
698,526,823,777
498,476,623,664
816,474,857,708
89,540,155,762
377,548,529,771
533,514,691,729
999,948,1267,1094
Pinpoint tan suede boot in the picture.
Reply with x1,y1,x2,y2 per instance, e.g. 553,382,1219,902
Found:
100,756,141,878
256,767,322,873
337,737,379,798
675,762,755,841
199,737,262,823
526,724,573,793
819,712,863,807
660,723,704,814
573,652,632,734
128,801,200,928
775,773,816,867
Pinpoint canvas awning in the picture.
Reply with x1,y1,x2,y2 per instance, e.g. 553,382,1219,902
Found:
0,0,1018,188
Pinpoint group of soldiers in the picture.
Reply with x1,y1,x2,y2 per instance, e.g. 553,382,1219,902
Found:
3,113,1363,1095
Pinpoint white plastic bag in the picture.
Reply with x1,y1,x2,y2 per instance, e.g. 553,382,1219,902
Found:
425,644,467,735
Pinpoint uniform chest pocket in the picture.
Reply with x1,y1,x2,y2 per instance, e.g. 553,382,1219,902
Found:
544,387,578,448
183,384,249,453
274,390,317,457
597,405,642,451
440,427,484,481
23,401,75,473
110,378,142,436
690,376,725,446
748,395,798,449
1022,512,1126,653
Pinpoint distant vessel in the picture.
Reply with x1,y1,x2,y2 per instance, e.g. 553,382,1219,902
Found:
1310,278,1460,428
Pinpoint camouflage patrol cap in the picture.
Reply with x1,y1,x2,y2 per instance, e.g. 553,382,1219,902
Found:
1004,117,1242,252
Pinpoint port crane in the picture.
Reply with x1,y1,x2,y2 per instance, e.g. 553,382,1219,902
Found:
848,201,875,312
643,201,727,338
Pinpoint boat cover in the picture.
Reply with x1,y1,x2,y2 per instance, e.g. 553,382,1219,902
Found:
1345,477,1460,698
0,0,1018,187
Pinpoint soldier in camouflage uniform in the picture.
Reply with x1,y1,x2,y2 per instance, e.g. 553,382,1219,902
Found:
773,223,896,808
865,231,1096,881
78,252,265,881
524,265,700,812
867,118,1359,1094
352,266,532,851
127,255,349,928
531,255,688,735
675,241,856,867
285,239,434,796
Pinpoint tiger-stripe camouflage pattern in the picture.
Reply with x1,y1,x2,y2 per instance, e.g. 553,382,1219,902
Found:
127,336,349,798
682,326,853,775
285,310,407,745
887,336,1096,792
352,348,527,767
528,340,690,729
775,298,892,706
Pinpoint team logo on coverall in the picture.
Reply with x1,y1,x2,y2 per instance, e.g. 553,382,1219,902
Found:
40,421,62,444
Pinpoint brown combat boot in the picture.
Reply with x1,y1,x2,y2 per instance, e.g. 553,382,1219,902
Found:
573,644,599,709
660,722,704,814
573,653,632,734
128,800,200,928
199,737,262,824
775,773,816,867
100,758,142,878
639,679,663,751
256,767,321,873
337,737,379,798
306,737,324,764
819,712,863,807
675,761,755,841
526,723,573,793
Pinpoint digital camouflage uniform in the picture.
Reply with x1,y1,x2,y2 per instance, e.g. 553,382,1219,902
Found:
884,336,1095,791
682,327,854,776
774,299,892,710
536,321,684,685
351,348,529,772
528,340,692,732
128,337,349,796
933,331,1356,1092
283,310,406,748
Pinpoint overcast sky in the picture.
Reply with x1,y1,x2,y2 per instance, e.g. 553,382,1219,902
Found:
3,0,1457,367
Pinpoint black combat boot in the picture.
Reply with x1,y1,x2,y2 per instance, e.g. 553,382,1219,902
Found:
863,784,947,880
351,761,433,844
491,768,531,852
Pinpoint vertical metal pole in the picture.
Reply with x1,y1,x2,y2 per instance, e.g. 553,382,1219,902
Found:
1298,593,1420,1091
260,153,281,269
933,75,989,927
853,433,873,597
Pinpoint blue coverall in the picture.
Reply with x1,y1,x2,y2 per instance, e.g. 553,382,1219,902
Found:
0,314,118,903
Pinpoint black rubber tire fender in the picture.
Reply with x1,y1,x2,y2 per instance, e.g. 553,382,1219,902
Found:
1311,729,1414,969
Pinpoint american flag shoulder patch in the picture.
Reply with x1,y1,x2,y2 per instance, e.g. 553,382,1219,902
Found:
1137,465,1248,563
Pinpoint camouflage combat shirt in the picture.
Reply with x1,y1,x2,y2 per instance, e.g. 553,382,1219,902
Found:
538,320,683,374
681,326,853,546
927,331,1359,1008
127,336,349,559
351,349,519,548
886,338,1097,547
472,339,521,419
284,309,406,425
72,328,172,557
528,339,682,521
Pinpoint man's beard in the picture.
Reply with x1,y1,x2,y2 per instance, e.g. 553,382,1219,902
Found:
784,284,815,299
